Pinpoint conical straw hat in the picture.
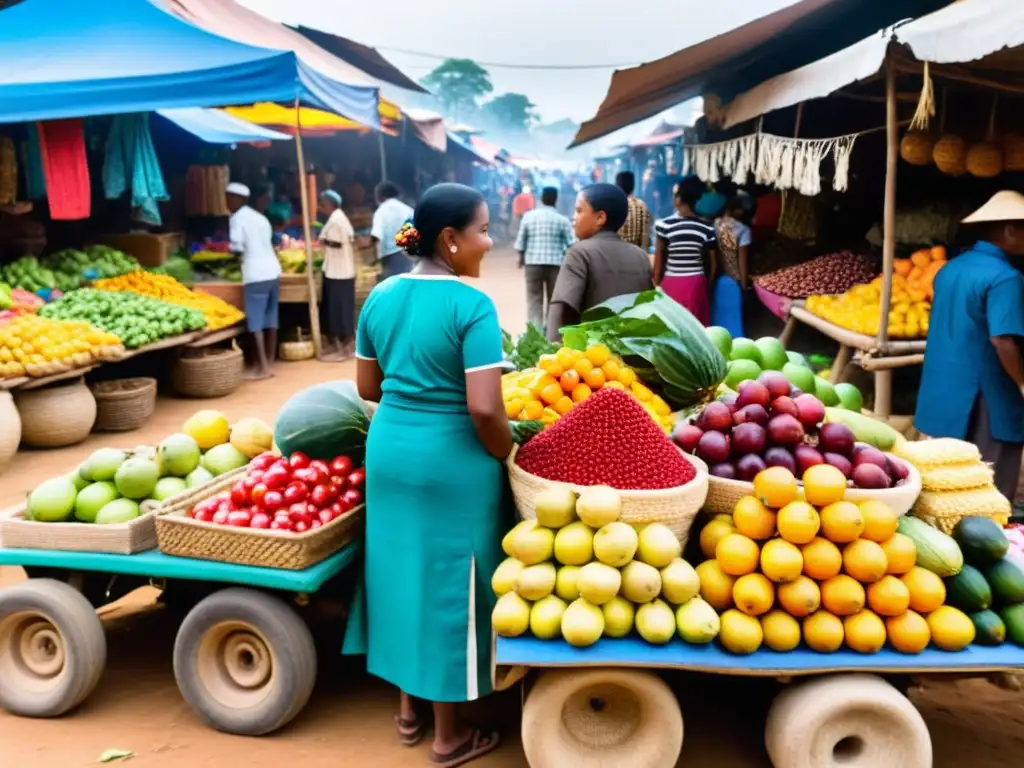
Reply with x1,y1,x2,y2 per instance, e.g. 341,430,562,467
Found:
961,190,1024,223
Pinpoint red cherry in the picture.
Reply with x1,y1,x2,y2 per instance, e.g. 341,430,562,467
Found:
288,452,311,470
250,512,272,530
330,456,353,476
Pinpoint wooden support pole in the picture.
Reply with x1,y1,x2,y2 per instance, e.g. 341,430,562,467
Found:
877,57,899,355
294,100,323,358
378,131,388,182
829,345,853,385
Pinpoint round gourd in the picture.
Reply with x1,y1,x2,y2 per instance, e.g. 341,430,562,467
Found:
933,134,967,176
1003,133,1024,172
900,131,934,166
273,380,371,461
967,142,1003,178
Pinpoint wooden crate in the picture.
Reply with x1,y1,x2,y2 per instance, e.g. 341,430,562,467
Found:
94,232,184,267
193,281,244,310
279,273,322,304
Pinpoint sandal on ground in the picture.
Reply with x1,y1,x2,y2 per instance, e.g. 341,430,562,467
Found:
429,729,501,767
395,714,429,747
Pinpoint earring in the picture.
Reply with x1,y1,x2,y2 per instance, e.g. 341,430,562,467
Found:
450,246,458,254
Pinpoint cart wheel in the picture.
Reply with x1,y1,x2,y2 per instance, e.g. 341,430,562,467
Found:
0,578,106,717
764,673,931,768
521,668,682,768
173,588,316,736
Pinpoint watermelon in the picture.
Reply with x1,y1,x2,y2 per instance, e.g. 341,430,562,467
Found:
274,381,371,461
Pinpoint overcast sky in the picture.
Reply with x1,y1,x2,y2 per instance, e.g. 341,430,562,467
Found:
241,0,800,135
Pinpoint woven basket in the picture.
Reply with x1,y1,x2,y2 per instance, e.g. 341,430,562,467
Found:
171,344,243,399
506,447,709,547
703,455,922,517
155,468,363,569
0,392,20,475
280,329,315,362
0,502,157,554
90,377,157,433
14,378,96,448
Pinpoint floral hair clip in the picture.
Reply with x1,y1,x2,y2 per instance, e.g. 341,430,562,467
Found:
394,222,420,249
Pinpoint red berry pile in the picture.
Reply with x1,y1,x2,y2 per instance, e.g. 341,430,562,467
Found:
515,388,696,490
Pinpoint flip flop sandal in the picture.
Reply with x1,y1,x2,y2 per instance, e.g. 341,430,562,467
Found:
395,714,429,747
429,729,501,768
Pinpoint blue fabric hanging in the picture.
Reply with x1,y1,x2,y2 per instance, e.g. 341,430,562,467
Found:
103,113,169,225
711,275,744,338
23,125,47,200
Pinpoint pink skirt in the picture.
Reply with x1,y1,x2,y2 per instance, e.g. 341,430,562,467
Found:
661,274,710,325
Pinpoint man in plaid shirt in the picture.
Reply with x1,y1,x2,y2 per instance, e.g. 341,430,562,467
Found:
516,187,574,329
616,171,652,251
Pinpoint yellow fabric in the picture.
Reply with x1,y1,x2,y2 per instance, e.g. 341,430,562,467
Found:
223,100,400,135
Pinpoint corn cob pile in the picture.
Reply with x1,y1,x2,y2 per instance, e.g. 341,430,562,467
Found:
95,271,244,330
893,438,1011,533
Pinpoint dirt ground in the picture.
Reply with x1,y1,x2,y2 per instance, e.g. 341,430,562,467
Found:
2,250,1024,767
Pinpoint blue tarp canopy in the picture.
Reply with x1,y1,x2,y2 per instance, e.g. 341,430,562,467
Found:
0,0,379,128
156,108,292,143
446,132,494,166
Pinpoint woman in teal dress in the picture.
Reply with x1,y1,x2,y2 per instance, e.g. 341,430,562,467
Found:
348,184,512,767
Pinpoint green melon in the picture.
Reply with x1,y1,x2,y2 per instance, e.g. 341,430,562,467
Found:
834,382,864,412
705,326,733,360
729,338,763,366
786,350,810,368
274,381,371,461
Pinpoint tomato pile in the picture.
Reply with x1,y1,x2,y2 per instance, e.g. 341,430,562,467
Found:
188,451,365,533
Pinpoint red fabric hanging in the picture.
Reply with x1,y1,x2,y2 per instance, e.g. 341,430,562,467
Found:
36,119,91,220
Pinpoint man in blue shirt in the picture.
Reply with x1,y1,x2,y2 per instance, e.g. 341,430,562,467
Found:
515,187,574,330
915,191,1024,499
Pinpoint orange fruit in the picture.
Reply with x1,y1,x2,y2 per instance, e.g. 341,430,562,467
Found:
604,380,625,390
529,372,559,396
539,382,564,406
522,400,545,420
571,383,592,404
554,347,582,369
819,501,865,543
537,354,563,377
927,606,975,651
880,533,917,575
584,368,606,390
505,400,523,419
761,610,802,652
777,575,821,618
753,467,799,509
842,539,888,583
901,567,946,614
760,539,804,584
716,533,760,576
858,500,899,543
803,610,845,653
802,464,848,506
776,501,820,544
699,519,736,561
820,574,866,616
600,359,621,381
573,358,594,377
554,396,575,416
559,369,581,392
801,537,843,580
732,496,777,541
630,381,653,401
616,367,637,387
696,560,736,611
866,575,911,617
886,610,930,654
585,344,610,366
732,573,775,617
843,610,887,653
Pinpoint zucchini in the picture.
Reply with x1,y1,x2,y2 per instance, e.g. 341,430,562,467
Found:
985,557,1024,606
953,516,1009,567
944,565,992,612
1002,603,1024,646
896,516,964,577
969,610,1006,646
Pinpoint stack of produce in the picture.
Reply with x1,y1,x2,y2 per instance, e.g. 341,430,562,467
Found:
23,410,274,525
894,246,947,300
0,282,10,313
94,272,244,330
805,257,944,339
0,256,63,294
515,388,697,490
941,516,1024,646
188,451,364,533
674,377,909,489
892,438,1012,531
3,287,44,316
503,343,674,431
41,246,139,288
493,485,717,648
0,314,123,378
754,251,877,299
699,465,978,655
40,289,206,349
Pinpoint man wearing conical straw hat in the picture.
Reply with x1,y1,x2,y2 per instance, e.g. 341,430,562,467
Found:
916,191,1024,500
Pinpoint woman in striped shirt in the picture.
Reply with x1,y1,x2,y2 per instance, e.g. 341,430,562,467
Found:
653,177,718,324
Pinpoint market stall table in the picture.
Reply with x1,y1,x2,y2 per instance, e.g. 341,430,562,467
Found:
186,322,244,348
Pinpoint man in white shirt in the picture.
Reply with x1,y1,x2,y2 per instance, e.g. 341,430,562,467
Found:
370,181,414,281
318,190,357,360
227,182,281,380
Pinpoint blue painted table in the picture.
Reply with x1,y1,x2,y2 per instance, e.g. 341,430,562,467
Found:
0,542,360,593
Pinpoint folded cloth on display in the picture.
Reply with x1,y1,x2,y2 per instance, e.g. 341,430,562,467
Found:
22,126,46,200
37,119,90,220
103,114,169,226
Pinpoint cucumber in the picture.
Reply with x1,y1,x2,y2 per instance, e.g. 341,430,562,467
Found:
1000,603,1024,646
896,516,964,577
944,565,992,612
823,407,901,451
969,610,1006,646
985,558,1024,606
953,516,1009,567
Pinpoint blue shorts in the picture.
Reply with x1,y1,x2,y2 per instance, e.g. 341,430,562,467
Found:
243,279,279,333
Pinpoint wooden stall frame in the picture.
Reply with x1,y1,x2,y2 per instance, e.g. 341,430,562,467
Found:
294,99,323,359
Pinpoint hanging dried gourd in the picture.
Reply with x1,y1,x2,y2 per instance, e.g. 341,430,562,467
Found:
933,135,967,176
900,130,935,166
967,95,1003,179
1003,133,1024,172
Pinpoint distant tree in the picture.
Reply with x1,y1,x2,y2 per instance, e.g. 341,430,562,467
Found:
421,59,493,120
482,93,538,134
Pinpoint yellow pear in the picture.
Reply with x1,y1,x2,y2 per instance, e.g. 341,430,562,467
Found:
635,599,676,645
555,565,582,602
661,558,701,604
534,487,577,529
516,563,557,601
636,523,682,568
561,598,605,647
492,592,531,637
491,557,525,597
593,521,639,567
530,595,568,640
620,561,662,604
576,485,622,527
577,562,621,605
602,597,636,638
554,522,594,566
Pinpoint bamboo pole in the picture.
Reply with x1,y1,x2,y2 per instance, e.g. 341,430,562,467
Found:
874,56,899,416
294,99,323,358
378,131,388,182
